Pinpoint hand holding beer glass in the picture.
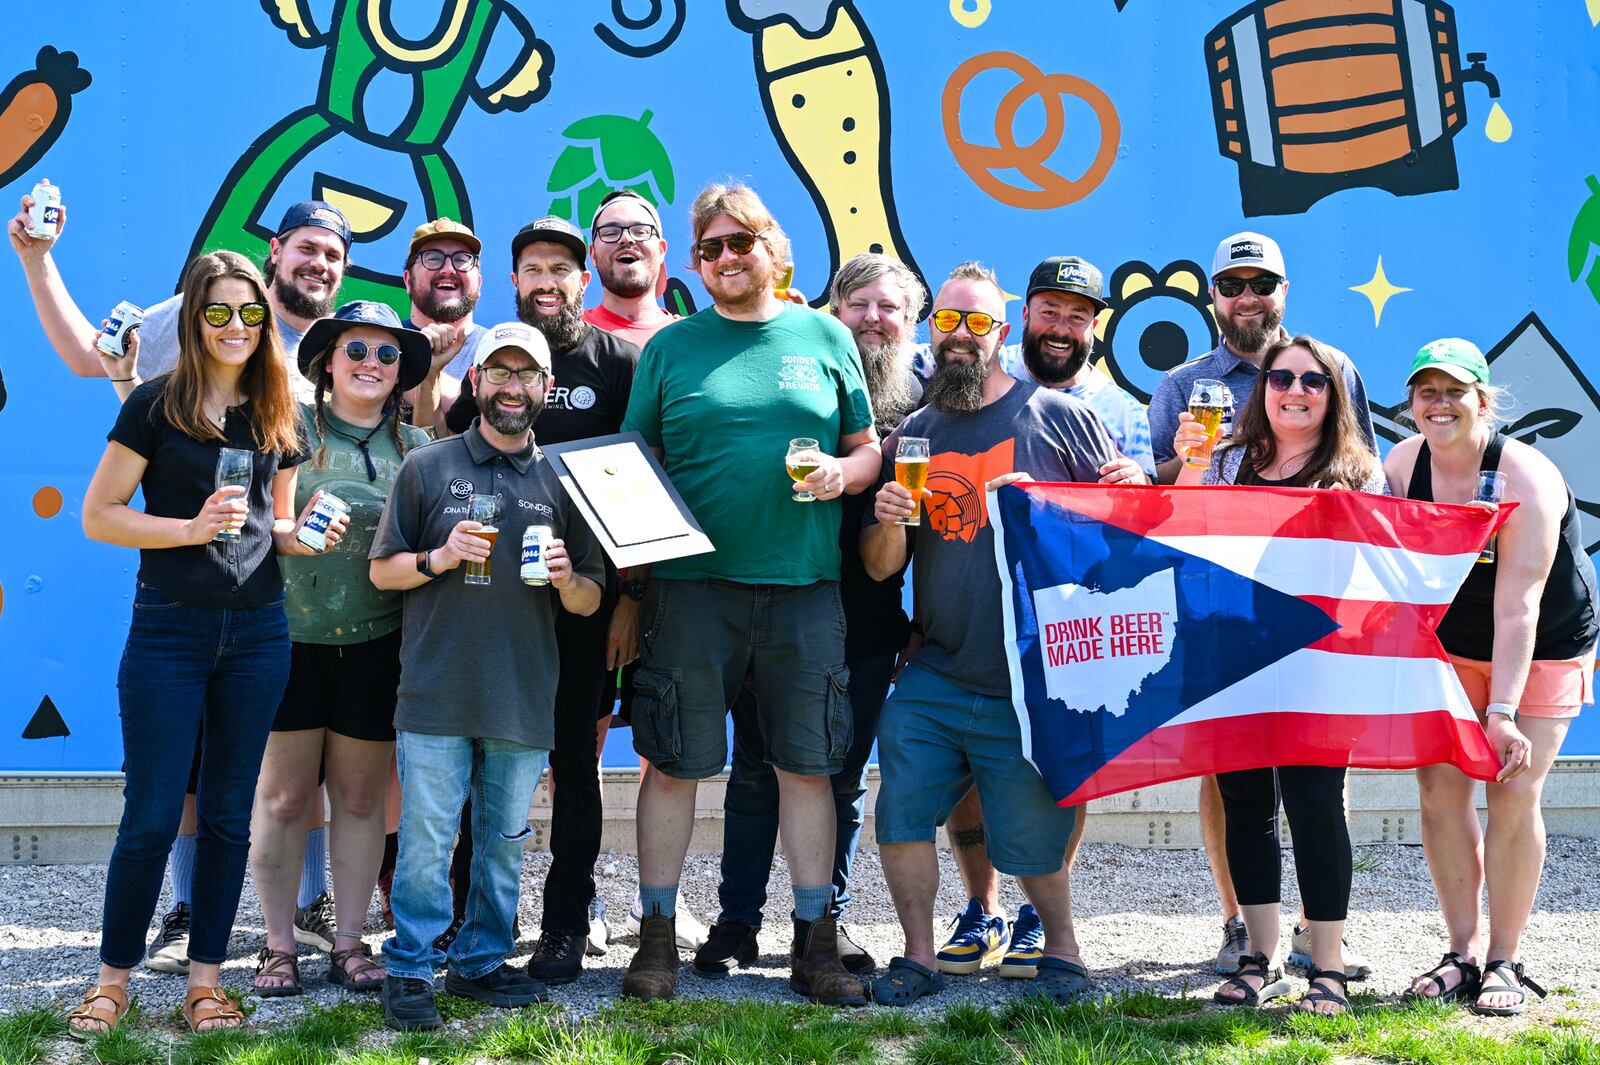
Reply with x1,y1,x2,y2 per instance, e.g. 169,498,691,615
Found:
465,493,500,585
787,438,823,502
894,437,930,526
1180,379,1232,470
212,448,252,542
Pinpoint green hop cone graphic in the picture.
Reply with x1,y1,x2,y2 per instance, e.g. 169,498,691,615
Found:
1569,175,1600,308
546,110,676,226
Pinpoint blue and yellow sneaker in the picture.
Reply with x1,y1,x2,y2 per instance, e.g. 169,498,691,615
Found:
935,898,1009,975
998,904,1044,978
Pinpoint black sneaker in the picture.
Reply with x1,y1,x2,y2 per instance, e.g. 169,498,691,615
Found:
444,963,549,1007
837,923,877,975
383,975,441,1030
434,913,466,954
692,920,760,979
293,892,336,952
146,902,191,974
526,931,585,985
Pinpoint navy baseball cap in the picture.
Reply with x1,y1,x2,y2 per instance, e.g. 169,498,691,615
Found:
1026,256,1108,312
512,215,587,266
299,301,432,392
277,200,352,249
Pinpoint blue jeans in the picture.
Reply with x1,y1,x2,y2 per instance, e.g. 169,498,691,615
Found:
716,652,896,927
102,584,289,968
384,731,548,981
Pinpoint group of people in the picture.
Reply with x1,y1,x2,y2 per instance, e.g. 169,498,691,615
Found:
8,176,1591,1037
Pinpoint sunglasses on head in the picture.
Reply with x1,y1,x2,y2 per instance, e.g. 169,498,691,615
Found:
694,232,760,262
930,308,998,336
341,340,401,366
1265,368,1331,394
1214,276,1282,298
202,302,268,328
415,248,479,271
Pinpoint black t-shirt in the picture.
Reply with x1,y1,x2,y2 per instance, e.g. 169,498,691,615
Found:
445,324,641,445
108,377,306,608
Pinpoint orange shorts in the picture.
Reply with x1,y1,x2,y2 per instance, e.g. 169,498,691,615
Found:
1448,647,1596,718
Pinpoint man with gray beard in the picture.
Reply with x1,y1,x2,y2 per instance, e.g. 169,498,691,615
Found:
694,253,925,981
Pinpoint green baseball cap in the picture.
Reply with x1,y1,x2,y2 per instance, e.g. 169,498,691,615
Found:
1407,337,1489,385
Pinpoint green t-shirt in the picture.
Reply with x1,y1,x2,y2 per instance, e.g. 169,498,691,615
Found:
282,404,430,643
622,303,874,583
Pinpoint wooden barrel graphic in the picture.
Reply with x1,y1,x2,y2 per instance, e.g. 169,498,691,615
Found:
1207,0,1471,214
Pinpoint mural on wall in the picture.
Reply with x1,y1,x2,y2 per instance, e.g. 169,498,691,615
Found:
5,0,1600,767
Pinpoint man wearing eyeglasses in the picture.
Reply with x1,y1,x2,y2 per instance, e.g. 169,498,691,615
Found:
9,193,352,402
1147,231,1378,982
616,182,879,1006
403,218,487,435
583,190,681,348
369,322,604,1029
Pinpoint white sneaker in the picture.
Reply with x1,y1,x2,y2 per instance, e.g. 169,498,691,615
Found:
145,903,190,974
627,892,710,951
586,896,609,956
1288,922,1374,980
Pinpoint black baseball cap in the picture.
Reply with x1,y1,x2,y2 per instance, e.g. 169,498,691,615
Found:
512,215,587,267
299,301,432,392
1025,256,1107,311
276,200,352,249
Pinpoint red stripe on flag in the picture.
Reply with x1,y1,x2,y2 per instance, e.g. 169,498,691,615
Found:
1058,709,1498,806
1300,597,1451,659
1018,483,1508,557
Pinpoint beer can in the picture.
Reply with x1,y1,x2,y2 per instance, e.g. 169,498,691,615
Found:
27,182,61,239
521,525,552,585
96,300,145,358
296,491,349,553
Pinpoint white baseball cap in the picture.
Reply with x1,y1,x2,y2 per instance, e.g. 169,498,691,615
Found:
1211,232,1287,279
474,321,552,373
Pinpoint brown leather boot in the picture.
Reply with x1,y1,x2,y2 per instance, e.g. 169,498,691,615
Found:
622,914,679,1000
790,916,867,1006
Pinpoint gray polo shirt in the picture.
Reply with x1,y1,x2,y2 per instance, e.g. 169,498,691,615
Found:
369,421,604,749
1147,331,1377,466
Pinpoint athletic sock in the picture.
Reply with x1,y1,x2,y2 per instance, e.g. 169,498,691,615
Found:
298,826,329,908
793,883,833,923
639,884,679,920
168,833,197,907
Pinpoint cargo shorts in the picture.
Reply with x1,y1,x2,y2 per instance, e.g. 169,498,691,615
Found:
630,578,852,780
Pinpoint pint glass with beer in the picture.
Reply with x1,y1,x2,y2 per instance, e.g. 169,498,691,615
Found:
465,493,500,586
1184,379,1232,470
895,437,931,526
787,438,822,502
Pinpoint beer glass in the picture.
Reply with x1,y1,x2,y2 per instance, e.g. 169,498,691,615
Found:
465,493,500,585
787,438,822,502
1476,470,1507,564
895,437,931,526
1184,379,1232,470
214,448,252,542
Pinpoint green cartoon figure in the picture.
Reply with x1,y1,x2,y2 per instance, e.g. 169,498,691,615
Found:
189,0,554,309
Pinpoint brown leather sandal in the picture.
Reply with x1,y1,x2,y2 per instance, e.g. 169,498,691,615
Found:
328,941,385,992
253,947,303,997
184,986,244,1033
66,983,129,1041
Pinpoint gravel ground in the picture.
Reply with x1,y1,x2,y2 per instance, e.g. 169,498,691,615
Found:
2,839,1596,1050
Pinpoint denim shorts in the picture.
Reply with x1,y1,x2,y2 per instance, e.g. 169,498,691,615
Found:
874,664,1076,877
630,578,851,780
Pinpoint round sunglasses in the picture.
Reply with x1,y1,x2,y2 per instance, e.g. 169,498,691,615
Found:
1264,368,1331,394
201,302,268,328
340,340,401,366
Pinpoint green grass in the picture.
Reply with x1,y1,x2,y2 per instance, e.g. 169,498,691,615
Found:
23,988,1600,1065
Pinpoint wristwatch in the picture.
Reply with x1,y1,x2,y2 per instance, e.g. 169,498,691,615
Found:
621,578,649,602
416,550,446,581
1485,702,1519,724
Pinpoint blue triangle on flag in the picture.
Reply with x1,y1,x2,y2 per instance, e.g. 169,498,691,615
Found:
999,490,1340,800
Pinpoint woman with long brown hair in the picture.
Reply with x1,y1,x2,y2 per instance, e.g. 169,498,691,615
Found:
73,251,338,1036
1173,334,1385,1016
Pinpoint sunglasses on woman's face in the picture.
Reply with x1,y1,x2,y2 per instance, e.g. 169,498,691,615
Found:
694,232,760,262
1214,276,1282,299
341,340,401,366
202,302,268,328
1265,368,1331,394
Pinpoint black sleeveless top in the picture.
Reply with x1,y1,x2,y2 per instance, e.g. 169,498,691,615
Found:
1407,432,1598,661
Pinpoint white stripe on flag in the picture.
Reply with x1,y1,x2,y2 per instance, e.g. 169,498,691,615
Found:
1147,534,1479,606
1162,648,1477,726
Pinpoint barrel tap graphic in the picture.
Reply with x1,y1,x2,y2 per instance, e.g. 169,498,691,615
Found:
1206,0,1502,217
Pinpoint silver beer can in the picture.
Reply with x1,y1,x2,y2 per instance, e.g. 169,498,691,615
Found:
97,301,145,357
521,525,552,585
26,182,60,239
296,491,349,553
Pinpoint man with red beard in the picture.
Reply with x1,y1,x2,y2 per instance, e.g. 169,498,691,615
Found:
617,183,879,1005
1148,231,1377,981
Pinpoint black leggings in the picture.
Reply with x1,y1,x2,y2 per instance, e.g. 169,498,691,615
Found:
1216,765,1351,922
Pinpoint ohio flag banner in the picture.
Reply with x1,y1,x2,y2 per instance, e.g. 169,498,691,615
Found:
990,483,1509,806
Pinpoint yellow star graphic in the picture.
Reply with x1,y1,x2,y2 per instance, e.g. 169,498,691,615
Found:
1349,256,1412,327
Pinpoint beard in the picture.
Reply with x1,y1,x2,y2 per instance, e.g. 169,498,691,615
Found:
411,278,478,324
481,390,544,436
704,255,775,314
269,259,337,320
1020,327,1091,388
1217,303,1284,356
925,337,991,413
517,288,586,351
858,336,919,432
596,254,655,299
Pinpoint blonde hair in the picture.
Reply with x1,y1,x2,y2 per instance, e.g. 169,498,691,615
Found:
829,253,927,323
686,182,791,271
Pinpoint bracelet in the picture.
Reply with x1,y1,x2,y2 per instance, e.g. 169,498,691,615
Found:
1485,702,1518,719
109,376,135,382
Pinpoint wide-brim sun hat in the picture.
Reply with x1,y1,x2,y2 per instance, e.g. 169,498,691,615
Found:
298,301,433,392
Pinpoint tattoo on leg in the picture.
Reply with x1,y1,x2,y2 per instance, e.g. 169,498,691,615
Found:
952,825,987,850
